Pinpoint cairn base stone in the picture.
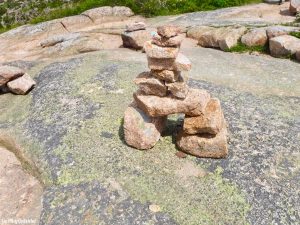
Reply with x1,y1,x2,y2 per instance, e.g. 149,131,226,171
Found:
134,72,167,97
124,102,166,150
134,88,210,117
183,98,224,135
176,126,228,159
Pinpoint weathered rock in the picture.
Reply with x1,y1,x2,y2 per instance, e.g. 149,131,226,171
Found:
0,147,43,224
113,6,134,17
151,70,180,82
134,88,210,117
134,72,167,97
152,33,184,47
82,6,113,20
126,22,146,32
266,26,300,39
0,65,24,86
7,73,36,95
296,50,300,61
81,6,134,21
241,28,268,47
176,126,228,159
40,33,82,48
183,98,224,135
289,0,300,14
148,53,191,71
144,41,179,59
76,38,102,53
269,35,300,57
165,75,189,99
187,26,214,40
196,26,247,50
157,25,182,38
122,30,152,50
123,102,166,150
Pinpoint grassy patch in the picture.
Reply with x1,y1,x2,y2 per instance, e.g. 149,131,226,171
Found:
225,42,269,54
290,31,300,39
0,0,261,32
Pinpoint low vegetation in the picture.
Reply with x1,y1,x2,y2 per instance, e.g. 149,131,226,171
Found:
225,42,269,54
0,0,261,33
290,31,300,39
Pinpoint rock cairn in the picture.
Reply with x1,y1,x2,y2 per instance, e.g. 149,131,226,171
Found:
0,66,36,95
123,25,228,158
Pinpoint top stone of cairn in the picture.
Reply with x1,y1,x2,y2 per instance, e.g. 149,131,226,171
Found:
157,25,182,38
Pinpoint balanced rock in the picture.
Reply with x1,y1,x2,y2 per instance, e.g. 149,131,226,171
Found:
134,88,210,117
241,28,268,47
157,25,182,38
176,126,228,159
122,30,152,50
124,102,166,150
165,75,189,99
151,70,180,82
183,98,224,135
0,66,24,86
134,72,167,97
269,35,300,58
126,22,146,32
148,53,191,71
7,73,36,95
152,33,184,47
289,0,300,14
144,41,179,59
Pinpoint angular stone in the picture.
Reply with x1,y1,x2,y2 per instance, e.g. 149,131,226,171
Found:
183,98,224,135
151,70,180,82
144,41,179,59
176,126,228,159
165,75,189,99
241,28,268,47
134,72,167,97
269,35,300,58
196,26,246,50
122,30,152,50
134,88,210,117
290,0,300,14
124,102,166,150
157,25,182,38
126,22,146,32
0,66,24,86
266,26,300,39
7,73,36,95
187,26,215,40
152,33,184,47
148,53,191,71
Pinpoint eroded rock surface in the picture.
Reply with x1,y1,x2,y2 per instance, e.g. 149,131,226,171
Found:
0,147,43,224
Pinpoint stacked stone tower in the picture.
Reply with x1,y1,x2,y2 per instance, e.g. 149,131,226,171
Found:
123,25,228,158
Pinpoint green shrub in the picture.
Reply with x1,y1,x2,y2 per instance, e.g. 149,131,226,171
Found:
290,31,300,39
225,42,269,54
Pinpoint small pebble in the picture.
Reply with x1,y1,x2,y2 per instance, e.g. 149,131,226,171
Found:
149,204,161,213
